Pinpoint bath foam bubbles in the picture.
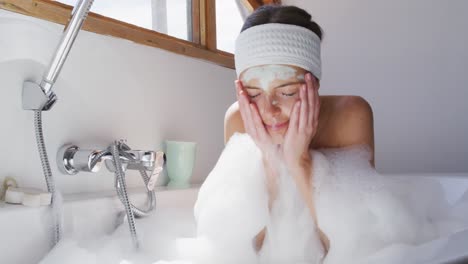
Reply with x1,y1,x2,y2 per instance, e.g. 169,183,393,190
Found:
41,207,213,264
40,133,468,263
39,209,179,264
193,132,270,263
258,159,325,264
313,145,468,263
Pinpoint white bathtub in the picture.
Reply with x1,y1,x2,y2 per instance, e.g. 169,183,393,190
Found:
0,186,200,264
1,174,468,264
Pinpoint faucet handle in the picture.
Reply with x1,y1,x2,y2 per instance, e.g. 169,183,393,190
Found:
147,151,165,191
155,151,165,167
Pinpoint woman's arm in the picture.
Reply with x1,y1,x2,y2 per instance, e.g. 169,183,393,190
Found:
253,156,330,253
253,154,279,252
289,161,330,252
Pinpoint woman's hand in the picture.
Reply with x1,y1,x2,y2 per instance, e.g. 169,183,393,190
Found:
235,80,280,161
281,72,320,176
235,80,281,204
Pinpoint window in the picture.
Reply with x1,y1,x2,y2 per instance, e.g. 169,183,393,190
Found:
216,0,245,53
0,0,280,68
57,0,191,40
164,0,190,40
58,0,153,30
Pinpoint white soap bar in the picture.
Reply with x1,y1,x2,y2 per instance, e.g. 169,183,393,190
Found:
22,193,42,207
4,187,52,206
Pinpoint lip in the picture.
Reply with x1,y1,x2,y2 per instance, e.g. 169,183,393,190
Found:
265,121,289,131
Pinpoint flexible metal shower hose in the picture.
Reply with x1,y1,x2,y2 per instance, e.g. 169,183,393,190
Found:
110,143,140,249
35,108,155,251
89,142,157,249
34,111,61,247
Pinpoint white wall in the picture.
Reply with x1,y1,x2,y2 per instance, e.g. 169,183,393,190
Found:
284,0,468,173
0,10,235,194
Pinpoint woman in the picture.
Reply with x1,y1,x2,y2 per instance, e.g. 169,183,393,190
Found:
196,4,368,262
227,4,371,256
195,4,467,264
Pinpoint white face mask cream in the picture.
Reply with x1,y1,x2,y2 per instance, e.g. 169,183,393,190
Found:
240,65,308,127
241,65,304,92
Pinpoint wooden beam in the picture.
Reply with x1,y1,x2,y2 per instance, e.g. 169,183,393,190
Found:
199,0,216,50
243,0,281,12
243,0,261,12
262,0,281,4
0,0,233,68
191,0,201,44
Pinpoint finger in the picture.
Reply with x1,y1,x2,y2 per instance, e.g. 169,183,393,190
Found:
250,103,270,140
305,73,315,128
288,100,301,134
313,85,320,129
246,106,258,139
235,81,248,127
238,81,261,138
236,81,256,137
307,74,320,129
235,80,241,101
245,102,258,138
299,83,308,131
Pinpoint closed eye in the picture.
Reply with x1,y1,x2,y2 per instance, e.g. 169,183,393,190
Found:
282,92,296,97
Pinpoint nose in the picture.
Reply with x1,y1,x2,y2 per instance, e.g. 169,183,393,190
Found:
261,95,281,117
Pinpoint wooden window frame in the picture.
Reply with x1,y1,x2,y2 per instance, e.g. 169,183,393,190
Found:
0,0,280,69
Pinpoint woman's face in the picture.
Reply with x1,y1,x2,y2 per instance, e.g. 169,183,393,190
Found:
239,64,319,144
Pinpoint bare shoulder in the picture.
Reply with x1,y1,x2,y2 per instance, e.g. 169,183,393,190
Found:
324,95,375,166
329,96,373,123
224,101,244,144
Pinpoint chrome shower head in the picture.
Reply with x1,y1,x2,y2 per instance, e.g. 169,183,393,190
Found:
22,0,95,111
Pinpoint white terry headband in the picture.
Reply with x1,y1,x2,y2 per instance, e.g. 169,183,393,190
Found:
234,23,322,80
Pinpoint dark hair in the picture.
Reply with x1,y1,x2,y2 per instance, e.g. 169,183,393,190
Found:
241,5,323,41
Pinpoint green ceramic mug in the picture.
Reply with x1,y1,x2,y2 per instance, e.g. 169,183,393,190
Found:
164,140,197,188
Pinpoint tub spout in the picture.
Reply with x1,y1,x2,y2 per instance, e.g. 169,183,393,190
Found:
57,143,163,175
